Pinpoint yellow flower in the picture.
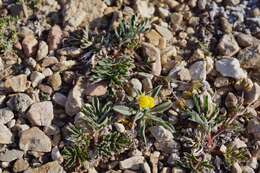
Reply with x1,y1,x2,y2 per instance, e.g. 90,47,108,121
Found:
138,95,155,109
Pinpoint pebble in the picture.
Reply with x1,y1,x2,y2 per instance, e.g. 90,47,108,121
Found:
19,127,52,152
85,81,108,96
30,71,45,87
145,30,162,46
0,124,13,144
42,68,53,77
48,25,63,51
127,78,142,97
24,161,64,173
48,73,62,91
51,146,63,163
37,41,48,61
136,0,155,18
0,149,24,162
215,58,246,79
177,68,191,81
142,78,153,92
13,159,30,173
27,101,54,126
189,61,207,81
65,78,86,116
217,34,240,56
114,123,125,133
237,45,260,70
4,74,30,92
52,92,67,107
142,43,161,76
244,83,260,104
247,120,260,140
0,108,14,124
154,25,173,41
22,34,38,57
41,56,59,67
232,162,242,173
225,92,238,109
119,156,145,170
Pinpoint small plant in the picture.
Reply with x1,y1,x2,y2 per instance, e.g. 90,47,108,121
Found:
80,97,112,132
96,132,132,157
185,94,224,148
113,85,174,145
91,56,135,91
223,144,248,168
62,125,90,169
113,15,149,49
178,152,214,173
0,16,18,55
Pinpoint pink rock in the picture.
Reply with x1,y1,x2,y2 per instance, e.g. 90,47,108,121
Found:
48,25,63,51
85,81,108,96
22,35,38,57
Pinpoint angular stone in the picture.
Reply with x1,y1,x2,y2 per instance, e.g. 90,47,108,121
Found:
217,34,240,56
48,25,63,51
142,42,161,76
215,58,246,79
0,149,24,162
30,71,45,87
27,101,54,126
13,158,29,173
85,81,108,96
22,34,38,57
0,108,14,124
24,161,64,173
52,92,67,107
19,127,52,152
48,73,62,91
237,45,260,70
119,156,145,170
189,61,207,81
154,25,173,41
4,74,30,92
7,93,33,113
37,41,48,61
0,124,13,144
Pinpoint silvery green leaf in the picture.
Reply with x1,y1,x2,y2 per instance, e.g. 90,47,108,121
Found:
113,105,134,116
151,101,172,113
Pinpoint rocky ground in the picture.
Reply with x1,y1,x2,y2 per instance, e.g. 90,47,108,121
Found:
0,0,260,173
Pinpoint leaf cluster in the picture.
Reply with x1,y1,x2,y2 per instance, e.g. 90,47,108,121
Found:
224,144,248,168
96,132,132,157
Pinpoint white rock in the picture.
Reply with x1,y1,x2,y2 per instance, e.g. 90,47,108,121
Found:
215,58,246,79
7,93,33,113
27,101,54,126
114,123,125,133
0,108,14,124
0,149,24,162
19,127,52,152
0,124,13,144
136,0,155,18
30,71,45,87
189,61,207,81
37,41,48,61
119,156,145,170
233,138,247,149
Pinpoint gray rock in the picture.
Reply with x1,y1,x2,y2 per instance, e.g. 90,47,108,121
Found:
0,124,13,144
154,25,173,41
142,43,161,76
37,41,48,61
237,45,260,70
19,127,52,152
215,58,246,79
247,120,260,140
244,83,260,104
51,146,63,163
235,33,260,48
217,34,240,56
27,101,54,126
198,0,207,10
0,108,14,124
85,81,108,97
149,126,173,141
65,78,86,116
63,0,105,30
127,78,142,97
189,61,207,81
0,149,24,162
13,159,29,173
119,156,145,170
48,25,63,51
7,93,33,113
24,161,64,173
52,93,67,107
167,153,180,165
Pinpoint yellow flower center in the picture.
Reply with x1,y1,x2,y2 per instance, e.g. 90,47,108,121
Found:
138,95,155,109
